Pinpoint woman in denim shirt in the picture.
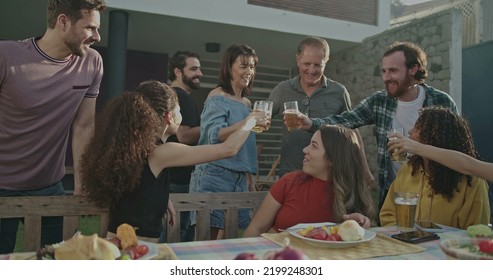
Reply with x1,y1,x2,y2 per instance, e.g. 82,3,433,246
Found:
190,44,267,239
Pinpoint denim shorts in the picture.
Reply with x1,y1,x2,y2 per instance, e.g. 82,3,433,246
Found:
189,164,251,229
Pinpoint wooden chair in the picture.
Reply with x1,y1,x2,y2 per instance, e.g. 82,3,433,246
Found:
167,191,267,242
255,143,280,191
0,195,109,252
255,155,280,191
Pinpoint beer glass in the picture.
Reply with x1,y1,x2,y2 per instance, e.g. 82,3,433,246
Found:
283,101,301,131
388,128,407,161
394,192,419,230
252,100,273,133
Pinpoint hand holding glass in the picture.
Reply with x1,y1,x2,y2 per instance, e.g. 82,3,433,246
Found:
283,101,301,131
387,128,407,161
252,100,273,133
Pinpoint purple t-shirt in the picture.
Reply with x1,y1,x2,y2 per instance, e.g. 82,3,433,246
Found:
0,38,103,190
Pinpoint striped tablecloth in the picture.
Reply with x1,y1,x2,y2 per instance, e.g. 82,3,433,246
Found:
168,226,469,260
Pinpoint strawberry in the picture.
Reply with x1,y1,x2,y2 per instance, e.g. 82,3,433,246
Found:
306,227,328,240
325,234,342,241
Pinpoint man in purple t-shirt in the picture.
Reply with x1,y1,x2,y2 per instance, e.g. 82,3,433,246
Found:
0,0,106,253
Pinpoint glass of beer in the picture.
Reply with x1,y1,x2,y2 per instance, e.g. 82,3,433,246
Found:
283,101,301,131
394,192,419,230
252,100,273,133
387,128,407,161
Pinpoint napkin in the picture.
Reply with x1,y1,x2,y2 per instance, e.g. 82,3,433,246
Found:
261,232,425,260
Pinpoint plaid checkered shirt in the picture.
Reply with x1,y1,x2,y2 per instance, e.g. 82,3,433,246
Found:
310,83,459,199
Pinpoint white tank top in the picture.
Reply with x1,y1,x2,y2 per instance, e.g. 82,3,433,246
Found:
390,85,425,176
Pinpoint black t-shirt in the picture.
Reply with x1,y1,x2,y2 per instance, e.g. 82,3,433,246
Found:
167,87,201,185
109,164,170,238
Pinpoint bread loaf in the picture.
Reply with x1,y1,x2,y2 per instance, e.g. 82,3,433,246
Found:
338,220,365,241
54,233,121,260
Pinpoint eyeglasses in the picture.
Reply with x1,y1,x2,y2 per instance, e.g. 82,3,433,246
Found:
301,96,309,115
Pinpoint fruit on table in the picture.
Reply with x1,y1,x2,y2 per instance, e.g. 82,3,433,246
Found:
264,238,305,260
306,227,328,240
467,224,493,238
298,225,341,241
234,253,258,260
478,239,493,254
117,223,139,249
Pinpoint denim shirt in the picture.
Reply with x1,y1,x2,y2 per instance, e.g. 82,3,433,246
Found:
197,95,257,173
311,83,458,196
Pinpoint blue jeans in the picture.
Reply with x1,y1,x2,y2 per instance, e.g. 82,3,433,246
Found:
189,164,251,229
0,181,65,254
159,183,195,243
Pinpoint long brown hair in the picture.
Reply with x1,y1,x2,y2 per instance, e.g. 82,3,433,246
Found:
408,107,479,200
319,125,376,223
80,80,177,207
218,44,258,97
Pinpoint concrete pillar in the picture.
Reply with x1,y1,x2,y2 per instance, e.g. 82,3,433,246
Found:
104,10,128,102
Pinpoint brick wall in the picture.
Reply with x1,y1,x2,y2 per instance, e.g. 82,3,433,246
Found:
325,9,461,182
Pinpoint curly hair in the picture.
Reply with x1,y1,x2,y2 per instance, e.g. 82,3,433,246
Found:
80,80,177,208
319,125,376,223
408,107,480,200
384,41,428,83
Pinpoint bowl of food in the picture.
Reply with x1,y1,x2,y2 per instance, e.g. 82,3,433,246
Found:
287,220,376,249
439,238,493,260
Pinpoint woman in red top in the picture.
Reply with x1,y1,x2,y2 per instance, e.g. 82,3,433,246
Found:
243,125,375,237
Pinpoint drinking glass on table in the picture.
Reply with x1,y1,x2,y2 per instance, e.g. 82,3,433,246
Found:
394,192,419,230
387,128,407,161
283,101,301,131
252,100,273,133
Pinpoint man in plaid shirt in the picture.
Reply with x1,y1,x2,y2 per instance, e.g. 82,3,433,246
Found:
297,42,458,212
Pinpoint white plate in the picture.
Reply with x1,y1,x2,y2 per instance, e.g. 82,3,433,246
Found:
135,240,159,260
287,222,376,249
439,238,493,260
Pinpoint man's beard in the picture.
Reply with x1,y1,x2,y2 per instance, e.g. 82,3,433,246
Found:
386,75,414,98
65,33,88,57
183,75,200,90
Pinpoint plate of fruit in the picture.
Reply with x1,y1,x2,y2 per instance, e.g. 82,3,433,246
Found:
439,238,493,260
287,220,376,249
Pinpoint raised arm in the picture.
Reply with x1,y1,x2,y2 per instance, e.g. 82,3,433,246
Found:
388,134,493,182
149,116,257,171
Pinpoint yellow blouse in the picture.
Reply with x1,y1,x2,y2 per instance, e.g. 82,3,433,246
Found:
380,163,490,229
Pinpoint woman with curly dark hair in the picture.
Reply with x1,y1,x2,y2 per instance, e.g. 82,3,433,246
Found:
80,80,262,241
380,107,490,229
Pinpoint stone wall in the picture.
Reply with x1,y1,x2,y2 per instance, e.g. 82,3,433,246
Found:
325,9,462,183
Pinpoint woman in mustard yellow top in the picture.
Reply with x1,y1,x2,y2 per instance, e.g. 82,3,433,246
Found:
380,107,490,229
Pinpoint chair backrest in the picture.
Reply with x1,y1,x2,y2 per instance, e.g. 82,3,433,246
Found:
255,155,280,191
167,191,267,242
0,195,109,252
